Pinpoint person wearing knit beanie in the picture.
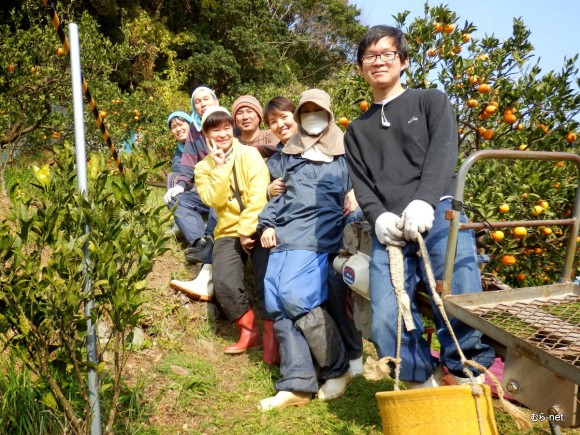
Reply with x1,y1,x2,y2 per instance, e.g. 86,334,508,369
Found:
231,95,277,159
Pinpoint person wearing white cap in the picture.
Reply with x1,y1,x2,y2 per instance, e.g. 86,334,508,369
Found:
194,106,271,356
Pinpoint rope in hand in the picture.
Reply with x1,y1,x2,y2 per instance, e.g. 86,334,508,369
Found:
41,0,125,175
363,234,531,430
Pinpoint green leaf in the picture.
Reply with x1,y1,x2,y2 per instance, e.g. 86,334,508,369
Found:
19,313,30,336
43,392,58,411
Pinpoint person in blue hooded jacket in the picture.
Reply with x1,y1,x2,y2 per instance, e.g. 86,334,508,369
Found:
166,111,192,173
257,89,352,411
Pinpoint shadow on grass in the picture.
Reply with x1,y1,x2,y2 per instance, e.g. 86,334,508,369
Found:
324,375,393,433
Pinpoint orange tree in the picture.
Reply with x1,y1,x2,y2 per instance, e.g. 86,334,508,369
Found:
327,3,580,287
0,1,191,190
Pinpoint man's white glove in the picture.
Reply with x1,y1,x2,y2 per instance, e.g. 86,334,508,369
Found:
375,212,406,246
164,185,184,204
398,199,435,241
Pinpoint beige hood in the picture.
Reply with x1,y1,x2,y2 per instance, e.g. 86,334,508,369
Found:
283,88,344,156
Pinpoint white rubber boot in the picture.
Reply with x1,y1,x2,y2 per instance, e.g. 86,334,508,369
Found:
403,365,445,390
259,391,312,411
349,356,363,377
318,371,351,401
170,264,213,302
452,372,485,385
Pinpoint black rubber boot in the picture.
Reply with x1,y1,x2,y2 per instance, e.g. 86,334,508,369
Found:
184,236,214,264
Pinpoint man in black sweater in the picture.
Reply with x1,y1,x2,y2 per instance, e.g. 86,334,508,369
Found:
344,25,494,388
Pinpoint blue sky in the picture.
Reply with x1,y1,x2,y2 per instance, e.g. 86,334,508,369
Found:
350,0,580,76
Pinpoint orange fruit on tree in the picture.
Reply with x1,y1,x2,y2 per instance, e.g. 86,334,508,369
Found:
516,272,526,281
556,161,565,167
482,129,495,140
56,47,65,56
531,205,544,217
536,199,549,210
467,99,478,108
491,230,504,242
503,112,517,124
52,131,60,139
8,64,15,72
516,123,524,130
484,105,497,115
554,182,561,188
338,117,349,127
468,75,479,85
518,144,528,151
433,22,443,33
500,255,517,265
462,33,471,42
99,111,107,119
443,23,455,34
478,83,490,93
542,227,553,236
566,132,577,143
513,227,527,238
427,48,438,57
498,203,509,213
359,100,369,112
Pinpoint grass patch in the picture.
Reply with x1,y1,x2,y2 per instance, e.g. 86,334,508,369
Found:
0,356,64,433
155,353,219,407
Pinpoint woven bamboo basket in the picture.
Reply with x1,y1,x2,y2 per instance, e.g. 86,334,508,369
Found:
375,384,498,435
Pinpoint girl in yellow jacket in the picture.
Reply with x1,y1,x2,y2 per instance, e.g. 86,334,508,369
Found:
195,106,272,356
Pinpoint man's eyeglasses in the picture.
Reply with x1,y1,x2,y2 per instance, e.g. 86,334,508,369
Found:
361,51,398,64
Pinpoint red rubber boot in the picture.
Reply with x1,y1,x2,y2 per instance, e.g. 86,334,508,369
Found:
224,309,261,354
262,320,280,365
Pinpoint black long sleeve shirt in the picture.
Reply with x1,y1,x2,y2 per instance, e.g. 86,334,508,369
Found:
344,88,458,228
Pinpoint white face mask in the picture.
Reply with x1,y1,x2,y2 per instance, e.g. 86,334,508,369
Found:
300,111,329,135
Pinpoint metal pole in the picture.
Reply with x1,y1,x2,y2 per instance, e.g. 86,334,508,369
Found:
69,23,102,435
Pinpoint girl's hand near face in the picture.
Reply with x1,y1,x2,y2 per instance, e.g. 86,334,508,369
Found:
208,139,225,168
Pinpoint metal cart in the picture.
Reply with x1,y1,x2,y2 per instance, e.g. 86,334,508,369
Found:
443,150,580,430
